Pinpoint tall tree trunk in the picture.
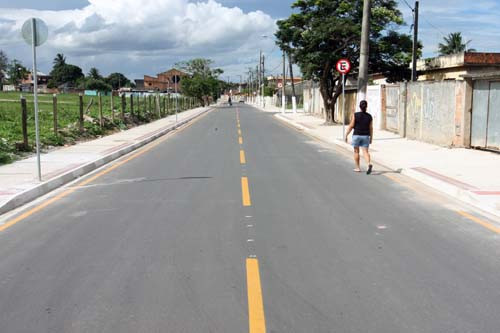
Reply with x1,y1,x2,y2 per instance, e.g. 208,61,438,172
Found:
319,69,343,125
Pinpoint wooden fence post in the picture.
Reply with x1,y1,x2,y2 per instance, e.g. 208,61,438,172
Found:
98,92,103,128
148,95,152,116
79,93,84,132
130,94,134,120
137,94,141,117
52,94,58,135
121,94,126,121
20,96,29,150
156,95,161,118
110,93,115,121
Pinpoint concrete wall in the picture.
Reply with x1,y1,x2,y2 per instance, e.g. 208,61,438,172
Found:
303,81,324,116
303,81,383,128
395,80,470,147
303,79,472,147
399,81,469,146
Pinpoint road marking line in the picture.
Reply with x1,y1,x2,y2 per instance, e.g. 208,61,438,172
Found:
246,258,266,333
240,150,246,164
0,112,209,233
239,137,243,145
238,129,242,136
457,211,500,234
241,177,252,206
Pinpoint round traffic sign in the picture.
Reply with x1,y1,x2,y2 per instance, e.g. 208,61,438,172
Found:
336,59,351,75
22,18,48,47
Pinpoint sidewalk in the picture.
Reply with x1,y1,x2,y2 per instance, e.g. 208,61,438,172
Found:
0,106,213,215
252,104,500,218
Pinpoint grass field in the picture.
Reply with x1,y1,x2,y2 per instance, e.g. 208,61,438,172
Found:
0,91,193,164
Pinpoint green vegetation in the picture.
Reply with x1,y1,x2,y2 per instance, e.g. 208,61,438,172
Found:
6,60,29,86
438,32,475,56
176,58,225,105
48,53,84,88
275,0,419,123
0,91,195,164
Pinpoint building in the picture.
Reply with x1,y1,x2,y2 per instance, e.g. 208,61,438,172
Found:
267,75,302,88
21,71,52,86
417,52,500,81
20,71,53,93
134,79,144,90
143,69,188,92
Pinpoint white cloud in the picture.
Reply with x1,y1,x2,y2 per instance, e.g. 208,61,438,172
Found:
0,0,276,79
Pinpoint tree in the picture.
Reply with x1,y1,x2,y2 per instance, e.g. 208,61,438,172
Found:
88,67,102,80
49,64,84,87
438,32,475,56
0,50,8,83
49,54,84,87
85,78,111,91
53,53,66,68
7,59,29,86
275,0,417,123
105,72,130,90
176,58,224,105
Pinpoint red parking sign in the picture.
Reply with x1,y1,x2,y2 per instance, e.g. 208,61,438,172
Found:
336,59,351,75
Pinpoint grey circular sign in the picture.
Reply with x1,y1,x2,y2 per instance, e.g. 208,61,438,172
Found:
22,18,48,47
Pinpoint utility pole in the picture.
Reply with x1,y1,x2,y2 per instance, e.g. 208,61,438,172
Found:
258,51,262,106
261,54,265,106
412,1,419,81
282,51,286,113
357,0,371,103
288,52,297,113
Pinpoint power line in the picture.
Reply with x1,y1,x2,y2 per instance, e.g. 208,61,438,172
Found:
400,0,413,11
399,0,446,38
421,17,447,38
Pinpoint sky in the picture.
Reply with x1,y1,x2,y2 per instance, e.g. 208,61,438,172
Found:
1,0,500,83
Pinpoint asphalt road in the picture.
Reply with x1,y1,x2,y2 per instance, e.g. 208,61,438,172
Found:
1,104,500,333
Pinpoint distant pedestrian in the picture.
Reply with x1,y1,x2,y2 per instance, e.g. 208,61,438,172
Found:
345,100,373,174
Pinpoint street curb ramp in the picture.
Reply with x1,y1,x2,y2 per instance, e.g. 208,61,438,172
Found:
0,107,214,216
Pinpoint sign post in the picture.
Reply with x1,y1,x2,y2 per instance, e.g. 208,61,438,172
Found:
336,59,351,141
22,18,48,182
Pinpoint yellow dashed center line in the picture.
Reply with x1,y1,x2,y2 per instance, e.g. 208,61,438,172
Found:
240,150,246,164
246,258,266,333
241,176,252,206
239,136,243,145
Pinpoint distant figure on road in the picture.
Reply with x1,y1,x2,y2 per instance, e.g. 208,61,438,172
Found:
345,100,373,174
228,96,232,106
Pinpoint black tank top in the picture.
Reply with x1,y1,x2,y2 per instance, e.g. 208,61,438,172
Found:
354,112,372,136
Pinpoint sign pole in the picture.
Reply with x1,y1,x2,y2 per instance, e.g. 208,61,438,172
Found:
342,73,345,141
31,18,41,181
336,58,351,141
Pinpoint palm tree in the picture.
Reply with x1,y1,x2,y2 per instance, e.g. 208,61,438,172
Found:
438,32,476,56
53,53,66,67
88,67,101,80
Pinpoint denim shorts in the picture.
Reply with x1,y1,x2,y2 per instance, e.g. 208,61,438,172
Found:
352,135,370,148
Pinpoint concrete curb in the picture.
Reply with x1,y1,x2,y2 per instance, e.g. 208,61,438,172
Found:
0,107,214,216
274,113,500,219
